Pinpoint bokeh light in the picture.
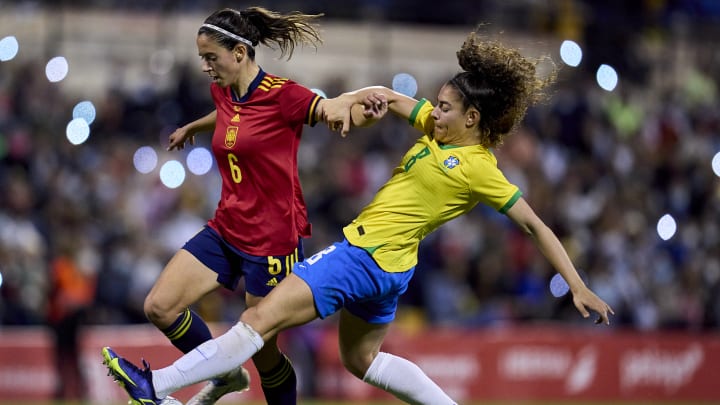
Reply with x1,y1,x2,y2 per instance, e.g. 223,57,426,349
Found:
559,40,583,67
596,64,618,91
66,118,90,145
311,88,327,99
549,273,570,297
159,160,186,189
133,146,158,174
712,151,720,177
0,36,19,61
46,56,69,82
392,73,418,97
72,100,96,124
150,49,175,75
186,147,213,175
657,213,677,241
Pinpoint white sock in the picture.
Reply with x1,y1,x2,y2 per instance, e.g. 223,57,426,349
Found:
363,352,457,405
152,322,264,398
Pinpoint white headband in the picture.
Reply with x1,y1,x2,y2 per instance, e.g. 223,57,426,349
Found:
201,23,254,47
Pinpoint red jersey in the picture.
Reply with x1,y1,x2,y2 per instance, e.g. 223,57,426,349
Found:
206,69,322,256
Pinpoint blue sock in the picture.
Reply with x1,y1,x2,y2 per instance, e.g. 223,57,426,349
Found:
162,308,212,353
259,353,297,405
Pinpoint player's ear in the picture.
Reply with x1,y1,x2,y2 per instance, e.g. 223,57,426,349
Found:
233,45,246,62
466,108,480,127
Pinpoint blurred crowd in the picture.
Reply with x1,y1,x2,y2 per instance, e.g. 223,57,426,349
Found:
1,1,719,343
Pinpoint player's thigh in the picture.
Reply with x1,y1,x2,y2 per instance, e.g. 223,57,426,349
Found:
338,309,390,378
145,249,221,317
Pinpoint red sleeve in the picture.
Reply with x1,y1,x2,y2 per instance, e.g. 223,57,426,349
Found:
278,81,323,127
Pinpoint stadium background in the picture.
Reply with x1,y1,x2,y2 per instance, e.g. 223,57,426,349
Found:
0,0,719,403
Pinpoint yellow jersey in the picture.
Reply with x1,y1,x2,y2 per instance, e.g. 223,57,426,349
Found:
342,98,522,273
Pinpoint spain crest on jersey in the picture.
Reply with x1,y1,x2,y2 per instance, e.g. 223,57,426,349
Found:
225,126,238,148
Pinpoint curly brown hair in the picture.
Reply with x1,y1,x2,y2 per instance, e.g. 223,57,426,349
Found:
200,7,323,61
449,30,556,147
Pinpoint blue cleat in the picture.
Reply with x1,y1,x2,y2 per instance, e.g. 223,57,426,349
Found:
102,346,163,405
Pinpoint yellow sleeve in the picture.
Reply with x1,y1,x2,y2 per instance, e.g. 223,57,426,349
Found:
468,153,522,213
407,98,435,135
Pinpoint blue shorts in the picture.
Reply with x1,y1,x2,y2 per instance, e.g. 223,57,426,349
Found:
182,226,304,297
292,239,415,324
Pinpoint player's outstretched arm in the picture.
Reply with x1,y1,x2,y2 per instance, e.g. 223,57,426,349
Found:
505,198,615,325
318,86,419,136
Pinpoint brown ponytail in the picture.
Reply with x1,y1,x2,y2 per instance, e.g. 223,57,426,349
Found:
199,7,323,60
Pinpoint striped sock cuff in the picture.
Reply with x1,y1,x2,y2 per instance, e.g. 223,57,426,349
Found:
163,308,192,341
260,354,293,388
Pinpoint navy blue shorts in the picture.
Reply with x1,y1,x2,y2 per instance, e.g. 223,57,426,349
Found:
182,226,304,297
292,239,415,324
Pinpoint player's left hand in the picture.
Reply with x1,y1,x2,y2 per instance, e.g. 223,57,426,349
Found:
330,92,388,135
322,92,388,136
321,95,354,136
572,286,615,325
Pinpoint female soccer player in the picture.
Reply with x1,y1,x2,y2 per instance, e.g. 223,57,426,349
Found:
138,7,374,405
104,29,614,405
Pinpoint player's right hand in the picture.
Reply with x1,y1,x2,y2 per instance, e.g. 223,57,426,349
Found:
167,127,195,151
362,93,388,120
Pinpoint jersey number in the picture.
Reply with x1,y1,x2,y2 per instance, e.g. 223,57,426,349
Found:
268,248,300,276
404,147,430,171
228,153,242,183
306,245,337,265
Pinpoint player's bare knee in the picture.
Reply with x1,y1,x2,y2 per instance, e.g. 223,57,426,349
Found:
339,350,373,379
143,295,170,325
